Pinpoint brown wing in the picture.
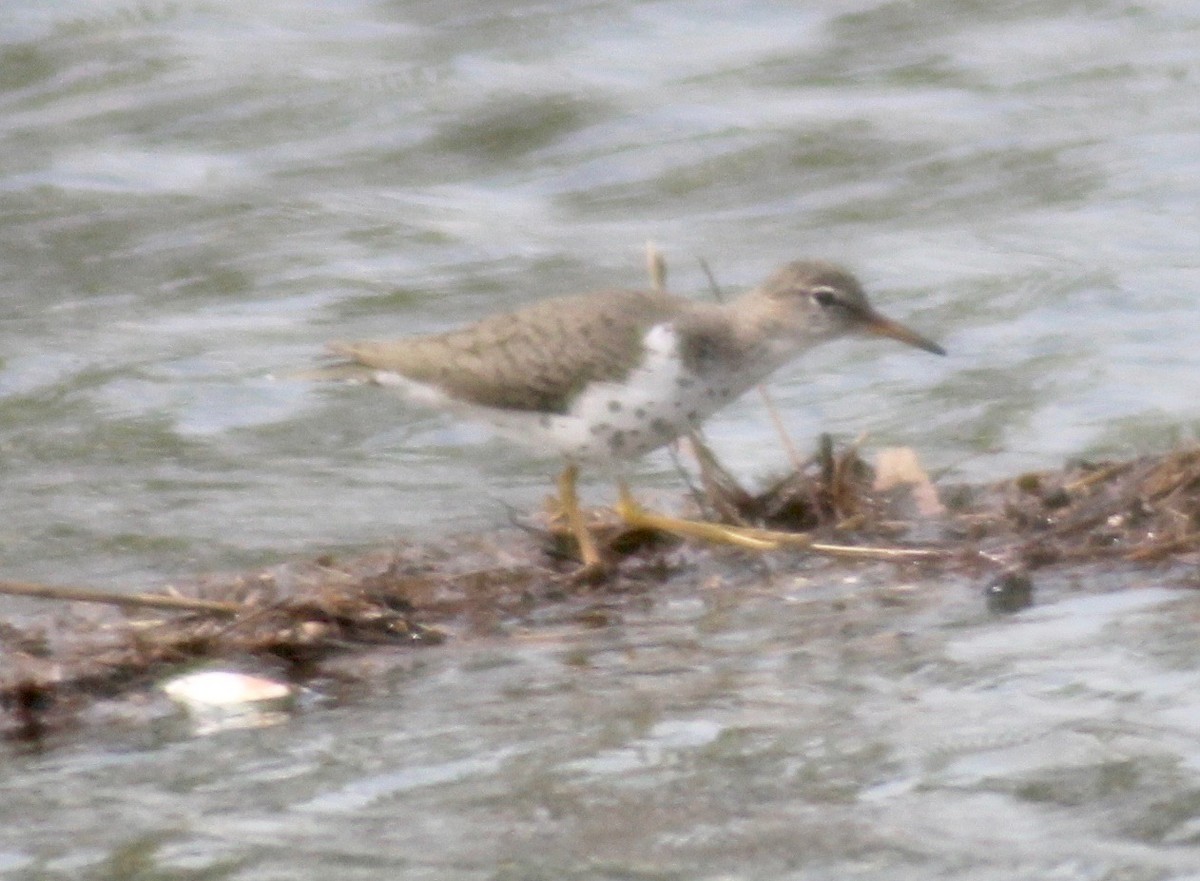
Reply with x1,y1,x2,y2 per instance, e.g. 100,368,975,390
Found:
329,289,682,413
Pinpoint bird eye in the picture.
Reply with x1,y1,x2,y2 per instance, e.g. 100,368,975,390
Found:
811,288,838,307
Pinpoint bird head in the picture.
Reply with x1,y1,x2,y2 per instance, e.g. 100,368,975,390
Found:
757,260,945,356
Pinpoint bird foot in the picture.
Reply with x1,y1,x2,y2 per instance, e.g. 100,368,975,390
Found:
615,487,814,552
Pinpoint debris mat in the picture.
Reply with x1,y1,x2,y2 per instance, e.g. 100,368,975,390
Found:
4,440,1200,743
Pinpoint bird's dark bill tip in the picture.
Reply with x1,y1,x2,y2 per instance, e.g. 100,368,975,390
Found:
866,314,946,356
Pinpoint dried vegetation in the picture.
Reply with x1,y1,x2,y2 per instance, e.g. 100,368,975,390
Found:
5,440,1200,743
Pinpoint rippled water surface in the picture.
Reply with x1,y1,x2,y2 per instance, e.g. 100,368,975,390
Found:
2,0,1200,877
6,573,1200,879
3,0,1198,589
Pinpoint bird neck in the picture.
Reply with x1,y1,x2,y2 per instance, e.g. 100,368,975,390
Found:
669,296,791,383
723,292,793,361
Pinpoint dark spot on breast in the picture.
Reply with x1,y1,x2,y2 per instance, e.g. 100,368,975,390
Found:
608,400,622,413
682,330,722,367
687,409,699,422
608,431,626,452
676,377,695,390
634,407,646,418
650,418,673,436
681,326,743,375
539,415,552,429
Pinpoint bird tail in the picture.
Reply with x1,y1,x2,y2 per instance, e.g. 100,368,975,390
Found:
269,344,386,384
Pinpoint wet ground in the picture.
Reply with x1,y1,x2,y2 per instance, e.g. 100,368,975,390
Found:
4,545,1200,878
5,443,1200,875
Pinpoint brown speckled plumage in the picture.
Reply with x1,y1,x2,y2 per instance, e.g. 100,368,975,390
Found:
331,289,754,415
326,260,944,425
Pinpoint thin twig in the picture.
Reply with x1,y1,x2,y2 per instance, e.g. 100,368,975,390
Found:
1063,461,1132,494
660,524,945,561
645,240,667,294
0,580,243,616
807,541,948,561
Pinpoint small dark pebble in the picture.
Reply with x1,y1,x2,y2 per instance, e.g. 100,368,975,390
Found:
985,569,1035,614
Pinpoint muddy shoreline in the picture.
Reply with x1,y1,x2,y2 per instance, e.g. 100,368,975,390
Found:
4,440,1198,744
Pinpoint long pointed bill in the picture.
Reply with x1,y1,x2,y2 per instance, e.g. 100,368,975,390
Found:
863,310,946,356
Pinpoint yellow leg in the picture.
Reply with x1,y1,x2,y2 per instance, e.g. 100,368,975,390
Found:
557,464,603,568
615,480,817,552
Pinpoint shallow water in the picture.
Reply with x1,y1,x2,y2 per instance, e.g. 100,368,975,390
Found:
5,572,1200,879
3,0,1199,590
2,0,1200,876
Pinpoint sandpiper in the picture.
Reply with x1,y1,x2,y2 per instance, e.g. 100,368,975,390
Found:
324,260,944,569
